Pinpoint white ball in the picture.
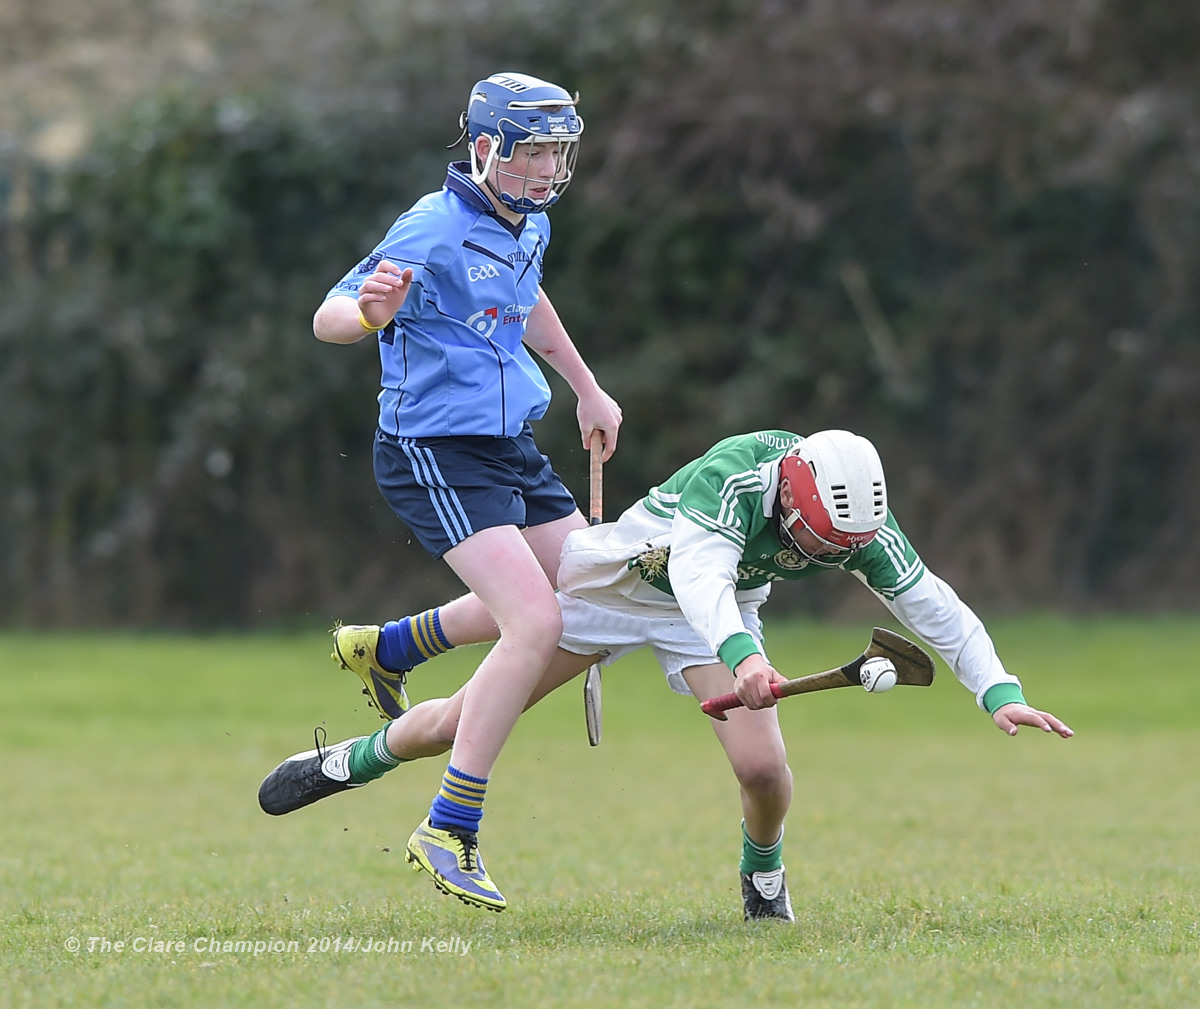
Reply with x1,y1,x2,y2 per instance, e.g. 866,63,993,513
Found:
860,656,898,693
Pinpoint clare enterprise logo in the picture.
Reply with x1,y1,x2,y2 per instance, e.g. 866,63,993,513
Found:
502,302,534,326
468,264,501,283
465,307,499,339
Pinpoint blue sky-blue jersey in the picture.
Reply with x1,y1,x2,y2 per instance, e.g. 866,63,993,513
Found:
325,162,552,438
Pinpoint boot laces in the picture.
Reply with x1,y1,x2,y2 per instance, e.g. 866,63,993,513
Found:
449,828,479,872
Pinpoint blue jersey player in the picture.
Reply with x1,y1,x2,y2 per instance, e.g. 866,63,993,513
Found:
309,72,622,911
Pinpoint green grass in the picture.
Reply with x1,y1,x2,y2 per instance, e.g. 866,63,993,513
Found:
3,615,1199,1007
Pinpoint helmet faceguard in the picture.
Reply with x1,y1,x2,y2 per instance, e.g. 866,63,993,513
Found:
778,431,887,567
460,72,584,214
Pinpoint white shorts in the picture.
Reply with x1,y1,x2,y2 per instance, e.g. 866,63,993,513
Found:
557,590,765,696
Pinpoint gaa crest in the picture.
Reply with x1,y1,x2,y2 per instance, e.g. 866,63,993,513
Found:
774,548,807,570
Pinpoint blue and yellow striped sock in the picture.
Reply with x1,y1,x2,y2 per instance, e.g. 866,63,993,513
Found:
347,725,405,784
429,764,488,833
739,821,784,875
377,609,453,672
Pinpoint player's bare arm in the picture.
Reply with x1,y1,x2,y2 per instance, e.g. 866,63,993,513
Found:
992,702,1074,738
312,261,414,344
523,289,622,460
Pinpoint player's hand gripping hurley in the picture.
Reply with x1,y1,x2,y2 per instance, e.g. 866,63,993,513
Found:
701,627,935,719
583,431,604,745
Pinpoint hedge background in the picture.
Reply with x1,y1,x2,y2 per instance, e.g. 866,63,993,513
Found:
2,0,1198,626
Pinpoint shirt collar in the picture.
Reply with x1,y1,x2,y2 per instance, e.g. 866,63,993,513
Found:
445,161,526,237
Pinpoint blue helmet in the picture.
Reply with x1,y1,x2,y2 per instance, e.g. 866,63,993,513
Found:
462,72,584,214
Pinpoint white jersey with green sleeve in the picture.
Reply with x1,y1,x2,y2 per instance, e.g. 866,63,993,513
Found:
557,430,1021,710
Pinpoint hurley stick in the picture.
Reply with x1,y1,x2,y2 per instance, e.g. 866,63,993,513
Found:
700,627,935,719
584,430,604,746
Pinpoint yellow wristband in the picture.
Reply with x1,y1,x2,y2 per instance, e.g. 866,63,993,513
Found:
358,310,388,333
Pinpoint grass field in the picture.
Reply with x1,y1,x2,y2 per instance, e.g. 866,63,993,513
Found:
3,615,1199,1007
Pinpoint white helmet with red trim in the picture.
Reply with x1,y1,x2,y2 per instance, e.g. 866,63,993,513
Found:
778,430,887,566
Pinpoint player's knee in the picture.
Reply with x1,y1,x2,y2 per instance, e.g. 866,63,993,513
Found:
734,754,792,798
499,596,562,660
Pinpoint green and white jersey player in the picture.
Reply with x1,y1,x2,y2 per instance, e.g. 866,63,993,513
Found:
260,430,1073,921
555,428,1005,705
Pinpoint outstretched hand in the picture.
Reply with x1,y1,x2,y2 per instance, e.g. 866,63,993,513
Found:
358,260,414,329
992,702,1074,738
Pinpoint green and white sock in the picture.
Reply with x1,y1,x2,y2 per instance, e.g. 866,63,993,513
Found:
739,820,784,875
347,725,405,783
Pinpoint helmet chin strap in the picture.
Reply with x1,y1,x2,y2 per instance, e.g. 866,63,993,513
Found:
447,111,470,151
779,507,804,546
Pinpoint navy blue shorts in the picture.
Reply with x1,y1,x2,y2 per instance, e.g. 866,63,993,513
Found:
373,424,580,559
